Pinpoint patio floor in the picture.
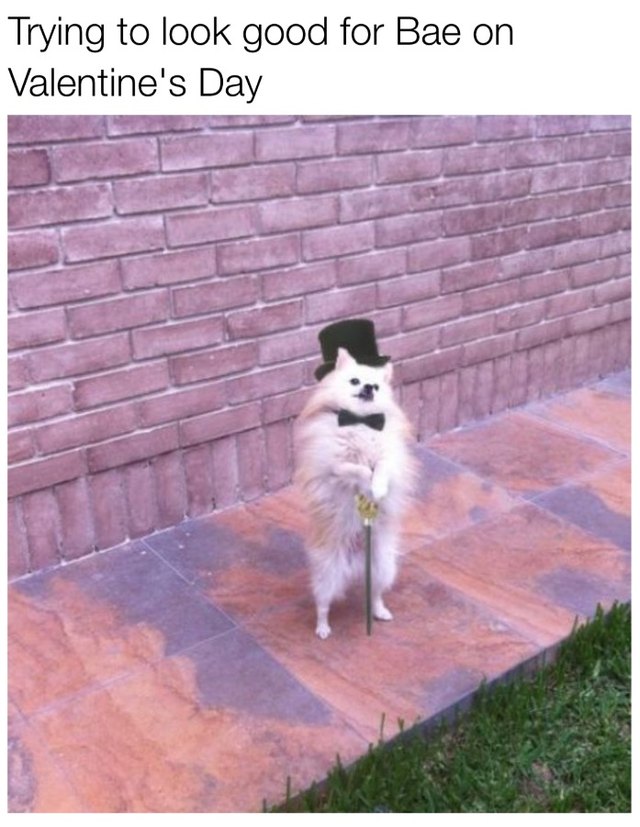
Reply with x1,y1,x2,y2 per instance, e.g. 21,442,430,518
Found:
8,370,631,812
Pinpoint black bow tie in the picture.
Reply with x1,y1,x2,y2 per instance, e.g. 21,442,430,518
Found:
337,409,386,431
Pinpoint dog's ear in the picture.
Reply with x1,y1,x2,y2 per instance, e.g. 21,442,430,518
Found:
336,348,356,369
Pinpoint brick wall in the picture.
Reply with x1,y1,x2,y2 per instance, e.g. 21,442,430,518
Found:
7,115,631,578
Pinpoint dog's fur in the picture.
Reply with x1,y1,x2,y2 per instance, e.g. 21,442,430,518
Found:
294,348,417,638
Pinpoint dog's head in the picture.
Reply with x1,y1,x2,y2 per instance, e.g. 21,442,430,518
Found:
321,348,394,415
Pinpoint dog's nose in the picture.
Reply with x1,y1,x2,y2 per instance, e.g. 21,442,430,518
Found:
362,383,374,397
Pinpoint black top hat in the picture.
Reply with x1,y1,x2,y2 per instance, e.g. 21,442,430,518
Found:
314,318,390,381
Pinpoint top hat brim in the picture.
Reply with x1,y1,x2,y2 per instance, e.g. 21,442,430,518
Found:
314,354,390,382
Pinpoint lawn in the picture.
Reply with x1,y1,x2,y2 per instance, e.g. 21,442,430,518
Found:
270,602,631,813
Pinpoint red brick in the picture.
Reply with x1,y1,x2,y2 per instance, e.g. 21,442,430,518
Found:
441,259,501,293
8,501,29,577
29,333,131,382
12,260,121,308
8,115,104,144
21,490,62,572
74,361,169,409
121,247,217,289
55,478,95,560
9,385,72,427
227,362,305,404
579,208,630,237
9,429,35,463
383,328,439,361
535,116,590,136
36,404,138,455
501,249,554,279
183,444,216,517
605,183,631,208
258,327,319,366
62,216,164,262
545,288,593,319
530,164,582,193
594,276,630,305
520,269,569,300
114,173,208,214
87,424,179,472
180,402,261,447
437,371,460,431
297,157,372,193
8,449,87,497
495,300,546,331
123,461,158,538
8,356,29,391
568,306,611,335
569,258,618,288
211,162,296,202
256,125,335,161
463,281,520,314
89,469,128,550
609,299,631,324
52,138,158,182
262,261,336,301
236,428,266,501
262,388,311,423
340,186,412,223
527,218,579,249
403,294,463,330
9,184,113,229
516,318,567,350
377,271,440,307
212,116,295,127
305,285,376,324
418,376,440,438
408,237,471,273
402,347,462,383
337,249,405,285
8,308,66,350
8,148,50,187
172,276,257,318
211,435,239,509
476,116,534,141
152,452,187,528
441,313,495,347
265,421,293,491
8,230,59,271
375,211,442,248
165,204,256,247
303,223,374,261
218,234,299,275
443,145,504,176
376,149,442,184
410,117,475,148
132,316,224,359
471,227,528,261
228,300,302,339
260,195,338,232
108,115,209,135
463,332,515,366
161,132,254,171
582,158,630,186
170,342,257,385
588,116,630,132
139,382,227,427
612,131,631,156
553,238,602,268
563,133,616,161
338,120,410,155
505,138,563,168
443,203,503,236
68,290,169,338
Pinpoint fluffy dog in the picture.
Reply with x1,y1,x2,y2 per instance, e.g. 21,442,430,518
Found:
294,348,417,638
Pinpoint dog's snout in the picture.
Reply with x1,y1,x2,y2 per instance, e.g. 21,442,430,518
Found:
360,383,374,399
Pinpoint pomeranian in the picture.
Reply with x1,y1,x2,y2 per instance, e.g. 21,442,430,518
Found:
294,347,417,638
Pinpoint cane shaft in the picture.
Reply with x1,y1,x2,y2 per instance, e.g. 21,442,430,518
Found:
365,519,373,636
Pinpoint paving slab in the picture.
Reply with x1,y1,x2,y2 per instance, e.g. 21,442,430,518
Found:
8,373,631,812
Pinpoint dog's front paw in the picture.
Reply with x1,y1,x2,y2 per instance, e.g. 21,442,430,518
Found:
316,621,332,640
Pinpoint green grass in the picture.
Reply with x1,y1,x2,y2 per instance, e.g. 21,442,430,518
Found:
270,602,631,813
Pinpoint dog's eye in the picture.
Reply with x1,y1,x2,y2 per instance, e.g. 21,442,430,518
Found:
373,384,379,391
350,378,360,386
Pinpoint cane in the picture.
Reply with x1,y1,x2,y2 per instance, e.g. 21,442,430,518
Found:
355,493,379,635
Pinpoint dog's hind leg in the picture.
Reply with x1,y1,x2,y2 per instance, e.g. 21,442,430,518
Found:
308,549,347,639
371,526,398,621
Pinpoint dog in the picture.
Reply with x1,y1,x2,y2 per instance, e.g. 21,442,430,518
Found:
294,347,417,638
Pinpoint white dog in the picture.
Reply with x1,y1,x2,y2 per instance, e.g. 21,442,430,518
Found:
294,348,417,638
